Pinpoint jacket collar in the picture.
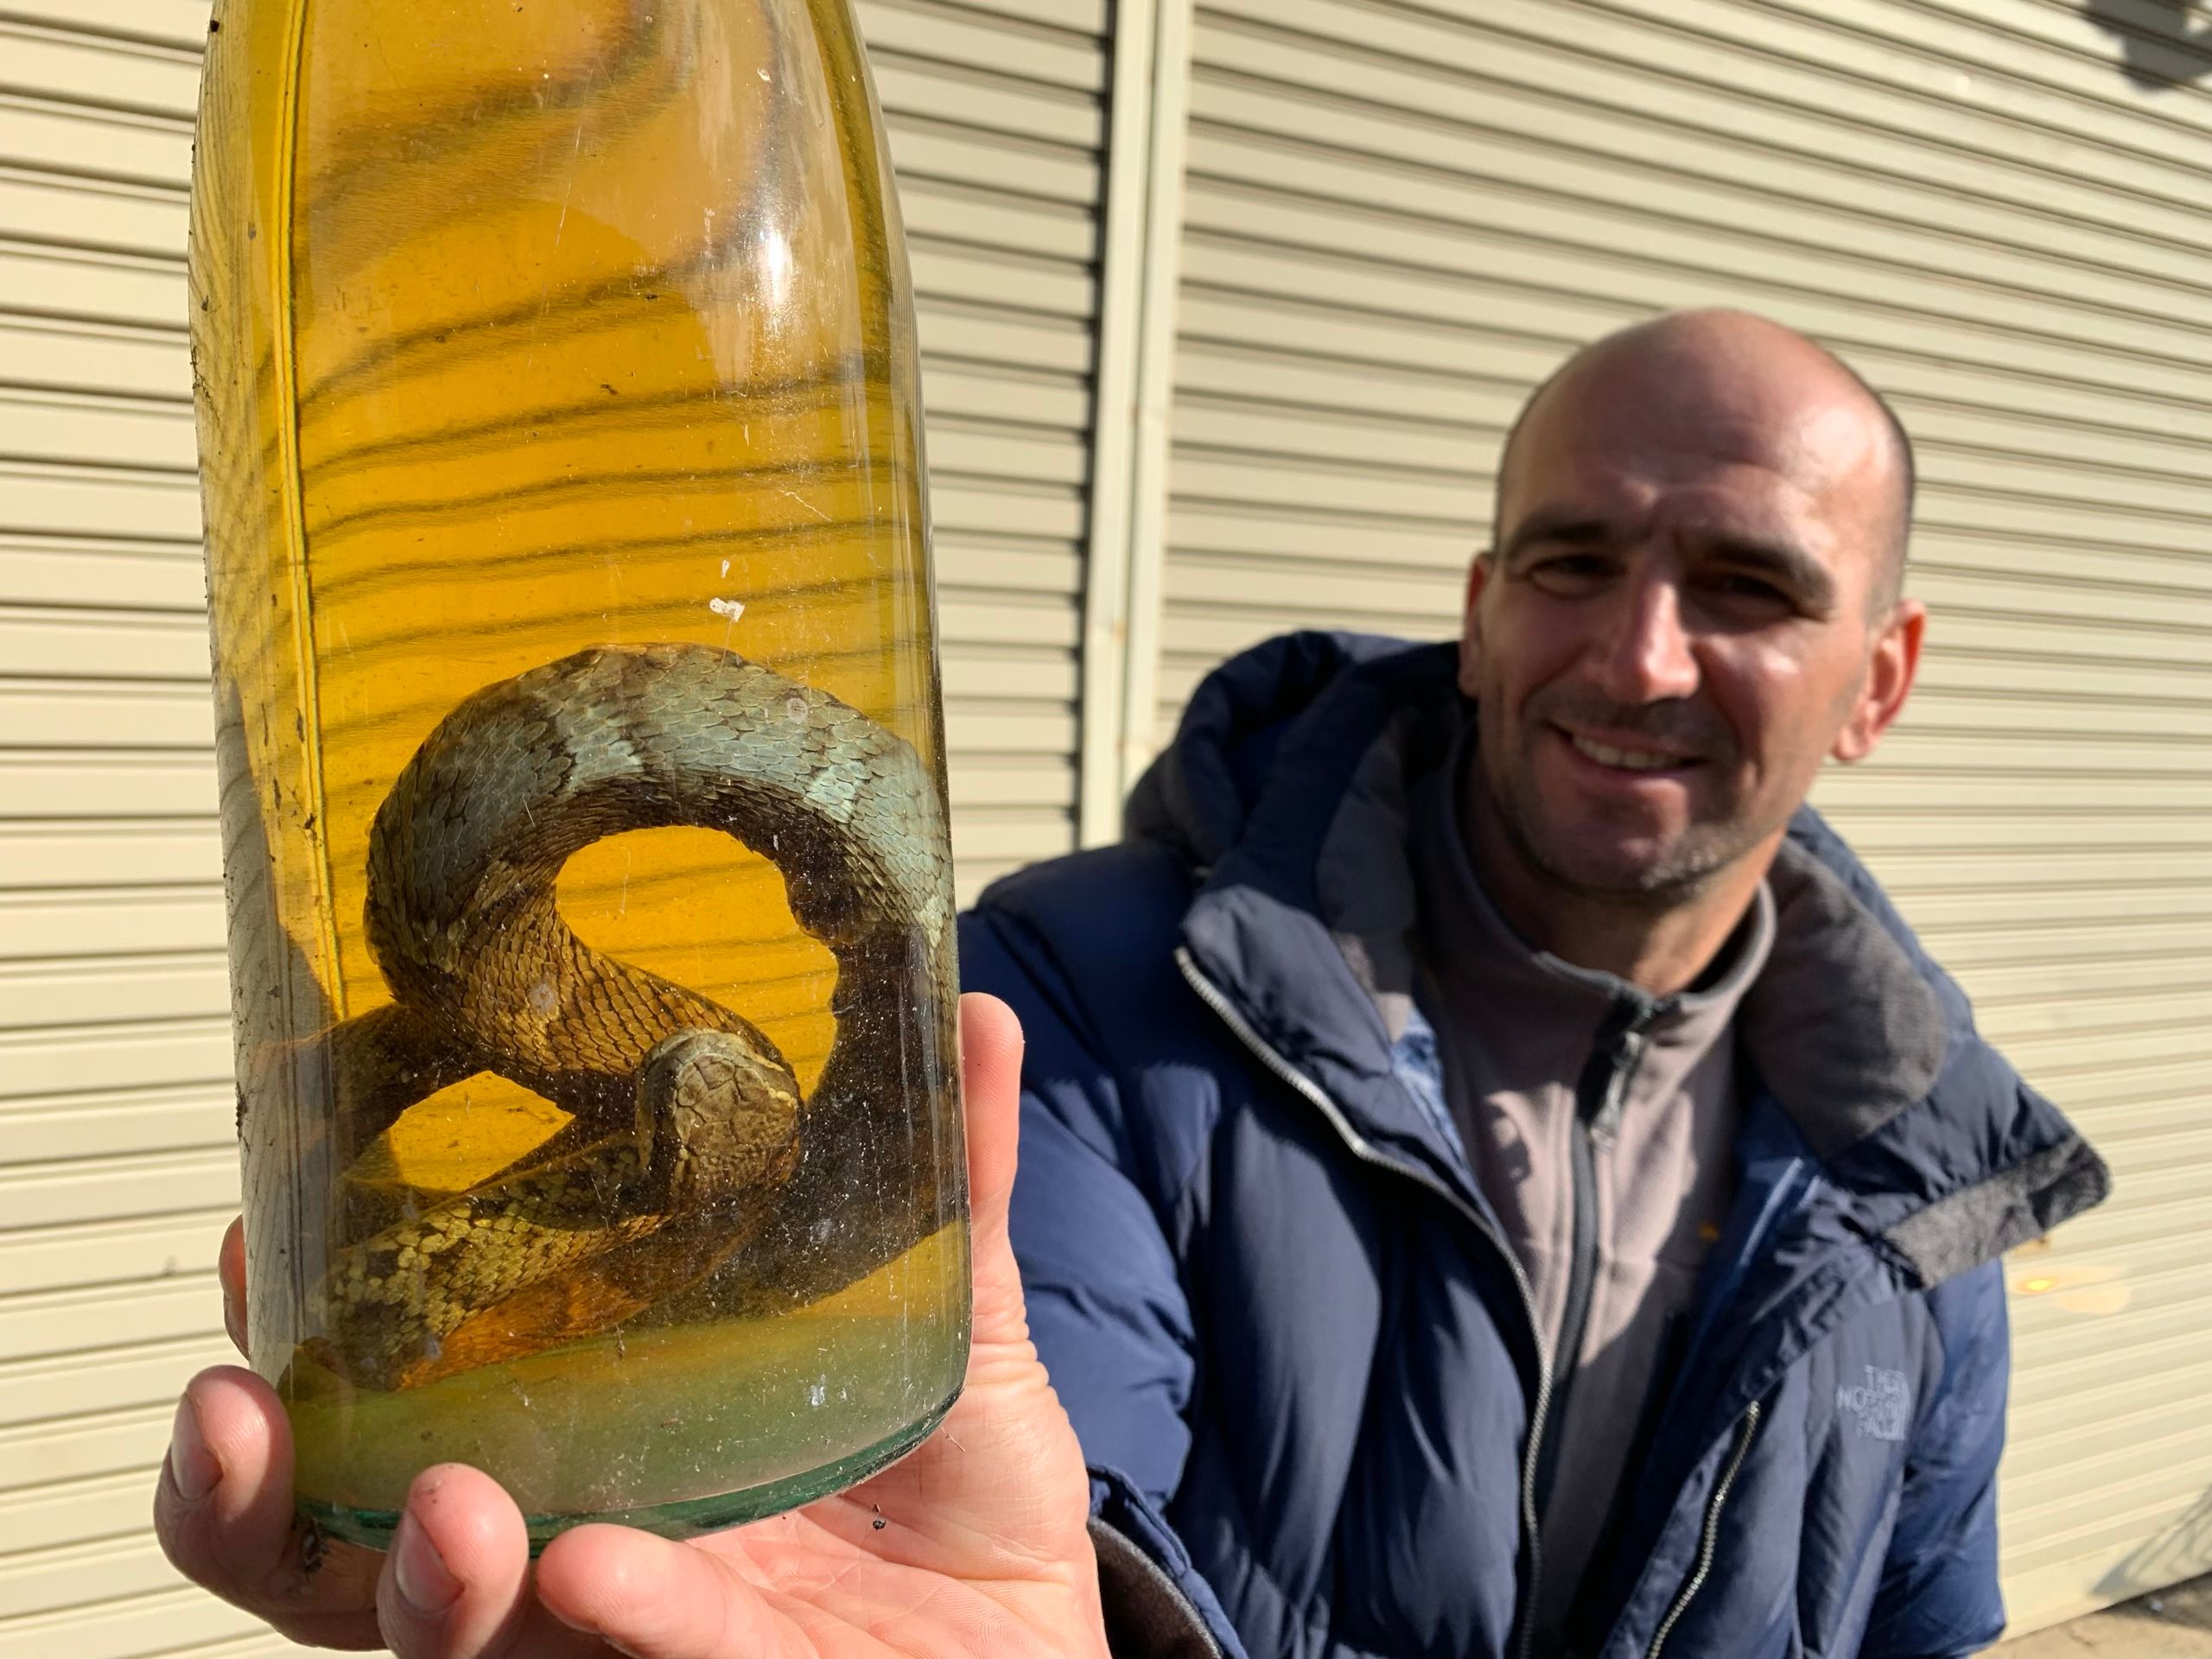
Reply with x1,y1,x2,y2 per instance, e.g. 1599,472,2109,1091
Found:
1160,639,1480,1198
1148,632,2107,1285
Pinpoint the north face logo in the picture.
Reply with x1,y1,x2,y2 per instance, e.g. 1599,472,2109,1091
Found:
1837,1366,1912,1442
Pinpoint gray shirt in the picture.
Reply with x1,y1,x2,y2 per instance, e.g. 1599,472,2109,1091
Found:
1408,747,1776,1646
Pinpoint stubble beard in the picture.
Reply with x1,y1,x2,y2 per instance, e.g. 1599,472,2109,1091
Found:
1475,683,1775,906
1482,748,1768,911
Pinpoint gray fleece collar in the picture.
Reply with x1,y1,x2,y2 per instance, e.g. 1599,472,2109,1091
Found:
1310,705,1951,1166
1163,634,2105,1286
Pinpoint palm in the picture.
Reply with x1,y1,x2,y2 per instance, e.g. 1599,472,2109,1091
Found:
695,1513,1075,1659
548,1300,1101,1659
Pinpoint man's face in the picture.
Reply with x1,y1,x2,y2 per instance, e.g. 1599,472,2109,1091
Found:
1460,348,1923,902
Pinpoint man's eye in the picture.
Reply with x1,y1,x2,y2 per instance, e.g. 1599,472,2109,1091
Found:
1527,554,1610,589
1712,573,1790,605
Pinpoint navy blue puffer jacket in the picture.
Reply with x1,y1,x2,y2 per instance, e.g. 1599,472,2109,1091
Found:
959,633,2108,1659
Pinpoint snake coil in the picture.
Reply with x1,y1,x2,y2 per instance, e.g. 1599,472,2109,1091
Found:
303,644,958,1390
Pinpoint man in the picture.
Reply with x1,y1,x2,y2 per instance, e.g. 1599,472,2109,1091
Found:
958,309,2108,1658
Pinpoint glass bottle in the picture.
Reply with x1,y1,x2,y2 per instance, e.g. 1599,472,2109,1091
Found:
189,0,968,1548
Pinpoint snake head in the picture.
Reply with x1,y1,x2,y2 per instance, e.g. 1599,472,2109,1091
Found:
633,1028,804,1210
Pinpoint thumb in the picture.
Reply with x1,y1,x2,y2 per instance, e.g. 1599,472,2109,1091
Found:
956,993,1029,1346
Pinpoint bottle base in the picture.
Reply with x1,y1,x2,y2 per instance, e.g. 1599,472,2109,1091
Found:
301,1387,960,1556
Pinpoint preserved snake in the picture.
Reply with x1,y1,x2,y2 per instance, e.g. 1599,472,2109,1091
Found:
302,643,957,1391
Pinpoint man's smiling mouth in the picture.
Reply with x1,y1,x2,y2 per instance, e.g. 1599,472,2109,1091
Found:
1562,731,1698,772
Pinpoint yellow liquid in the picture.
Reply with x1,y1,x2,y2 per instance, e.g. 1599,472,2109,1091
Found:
190,0,967,1540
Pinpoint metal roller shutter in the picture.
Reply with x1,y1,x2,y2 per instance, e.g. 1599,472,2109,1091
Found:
0,2,248,1649
0,0,1106,1649
1149,0,2212,1634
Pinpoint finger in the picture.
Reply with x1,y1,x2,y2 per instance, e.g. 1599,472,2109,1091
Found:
219,1217,247,1356
375,1464,601,1659
537,1524,785,1659
957,993,1027,1335
153,1365,385,1649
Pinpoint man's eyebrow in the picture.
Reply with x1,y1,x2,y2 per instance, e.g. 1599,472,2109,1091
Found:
1499,515,1614,561
1707,535,1838,610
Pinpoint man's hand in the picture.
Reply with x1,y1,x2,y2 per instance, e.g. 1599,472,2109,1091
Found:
154,994,1113,1659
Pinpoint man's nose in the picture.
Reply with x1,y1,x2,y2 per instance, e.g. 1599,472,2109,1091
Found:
1591,577,1700,704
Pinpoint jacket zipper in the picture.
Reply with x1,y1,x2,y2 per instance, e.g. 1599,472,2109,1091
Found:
1535,999,1659,1516
1644,1403,1762,1659
1176,947,1557,1659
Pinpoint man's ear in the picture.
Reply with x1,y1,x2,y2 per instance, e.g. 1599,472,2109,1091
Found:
1832,598,1926,763
1459,552,1495,699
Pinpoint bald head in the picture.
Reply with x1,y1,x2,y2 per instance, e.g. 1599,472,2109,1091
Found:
1459,308,1932,969
1496,310,1915,611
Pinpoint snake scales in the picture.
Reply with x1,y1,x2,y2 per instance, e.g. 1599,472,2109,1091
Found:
302,643,960,1392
